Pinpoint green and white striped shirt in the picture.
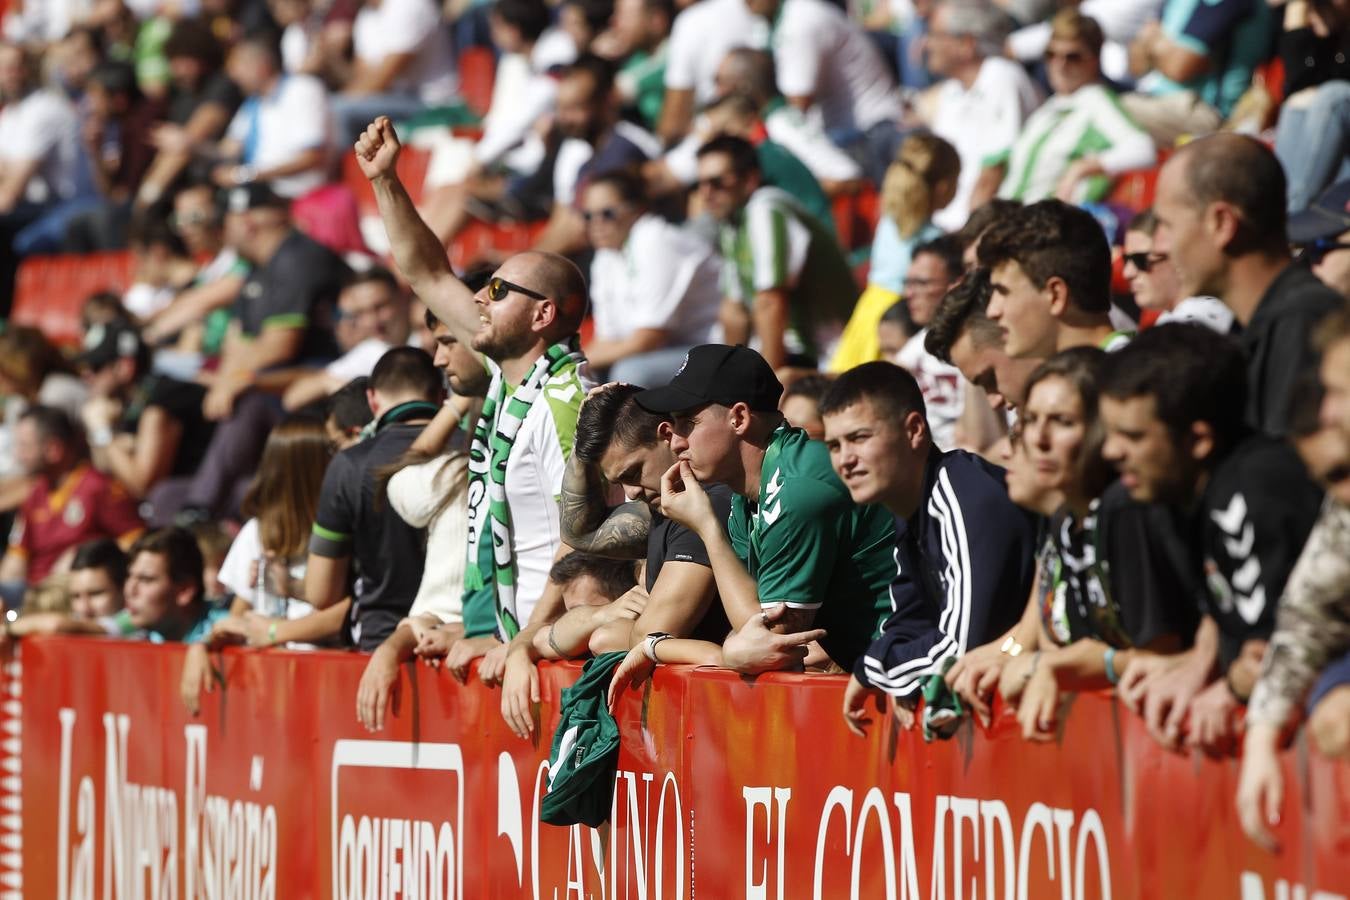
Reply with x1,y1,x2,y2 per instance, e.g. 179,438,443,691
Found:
993,84,1155,204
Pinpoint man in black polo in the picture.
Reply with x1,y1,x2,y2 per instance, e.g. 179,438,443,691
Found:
171,183,352,523
306,347,442,650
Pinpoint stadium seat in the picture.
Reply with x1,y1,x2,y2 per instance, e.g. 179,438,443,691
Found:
459,47,496,118
831,185,881,253
11,252,135,348
448,219,548,271
342,147,433,220
1107,148,1172,214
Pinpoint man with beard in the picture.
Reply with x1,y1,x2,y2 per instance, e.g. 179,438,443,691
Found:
531,54,661,255
357,116,593,735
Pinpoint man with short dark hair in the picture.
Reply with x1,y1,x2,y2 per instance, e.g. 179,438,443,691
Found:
925,268,1040,413
636,344,896,673
697,135,857,370
0,407,143,604
307,347,443,650
894,235,966,449
543,384,730,662
109,527,227,643
977,198,1126,357
1100,323,1324,750
1152,133,1344,437
820,361,1038,732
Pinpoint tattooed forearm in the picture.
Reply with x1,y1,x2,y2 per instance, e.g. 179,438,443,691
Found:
560,453,651,558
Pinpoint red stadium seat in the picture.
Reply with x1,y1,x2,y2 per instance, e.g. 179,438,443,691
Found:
459,47,496,118
830,185,881,253
1107,148,1172,215
448,219,548,271
343,147,433,219
11,252,135,348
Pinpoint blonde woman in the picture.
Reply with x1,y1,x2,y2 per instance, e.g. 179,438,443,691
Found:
830,133,959,371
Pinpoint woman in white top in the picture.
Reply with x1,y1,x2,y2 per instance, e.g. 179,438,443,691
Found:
582,169,722,387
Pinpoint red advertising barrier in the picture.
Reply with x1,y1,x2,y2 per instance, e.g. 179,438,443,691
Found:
5,637,1348,899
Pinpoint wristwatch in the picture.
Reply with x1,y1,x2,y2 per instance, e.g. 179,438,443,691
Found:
642,632,674,663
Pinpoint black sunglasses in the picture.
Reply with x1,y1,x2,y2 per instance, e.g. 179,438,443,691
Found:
582,207,623,224
1297,239,1350,265
1123,251,1167,273
487,276,548,303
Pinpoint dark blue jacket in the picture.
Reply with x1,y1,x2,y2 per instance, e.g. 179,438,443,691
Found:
857,448,1038,697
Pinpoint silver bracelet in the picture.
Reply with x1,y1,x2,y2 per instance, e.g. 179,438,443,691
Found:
643,632,673,663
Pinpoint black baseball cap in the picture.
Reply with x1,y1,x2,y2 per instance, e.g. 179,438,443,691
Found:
75,319,149,372
223,182,288,215
1288,180,1350,244
634,344,783,414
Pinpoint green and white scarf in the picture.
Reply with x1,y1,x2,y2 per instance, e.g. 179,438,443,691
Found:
464,337,586,639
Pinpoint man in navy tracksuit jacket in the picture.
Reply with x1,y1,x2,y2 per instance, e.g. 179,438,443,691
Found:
820,362,1039,718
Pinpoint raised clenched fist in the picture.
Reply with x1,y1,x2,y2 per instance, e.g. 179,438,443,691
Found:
353,116,402,181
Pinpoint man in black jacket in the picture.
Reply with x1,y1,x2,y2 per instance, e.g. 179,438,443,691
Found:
1101,324,1324,751
821,361,1038,733
1152,133,1342,437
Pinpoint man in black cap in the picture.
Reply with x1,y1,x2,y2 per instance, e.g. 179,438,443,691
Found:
1290,179,1350,299
632,344,896,674
76,318,215,507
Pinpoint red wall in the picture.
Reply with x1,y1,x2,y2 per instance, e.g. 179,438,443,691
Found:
5,637,1347,899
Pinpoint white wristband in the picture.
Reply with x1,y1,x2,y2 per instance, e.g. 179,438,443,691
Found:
89,426,114,448
642,632,672,663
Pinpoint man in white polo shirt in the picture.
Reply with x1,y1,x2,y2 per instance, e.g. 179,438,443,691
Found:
215,35,331,200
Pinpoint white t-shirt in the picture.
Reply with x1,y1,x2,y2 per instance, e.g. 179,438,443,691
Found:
388,453,469,624
325,337,392,382
590,214,722,345
931,56,1041,232
664,0,766,104
480,358,594,625
772,0,903,132
1156,296,1235,333
218,518,317,631
0,89,96,204
352,0,458,104
896,329,965,451
225,74,331,198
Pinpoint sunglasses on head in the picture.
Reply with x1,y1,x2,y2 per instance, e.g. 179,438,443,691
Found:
486,276,548,303
582,206,623,224
1124,251,1167,273
1044,49,1087,64
1297,238,1350,265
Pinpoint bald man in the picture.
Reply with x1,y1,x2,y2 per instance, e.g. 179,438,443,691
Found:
1152,133,1342,437
357,117,594,734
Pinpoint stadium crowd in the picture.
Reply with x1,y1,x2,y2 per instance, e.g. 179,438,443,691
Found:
0,0,1346,851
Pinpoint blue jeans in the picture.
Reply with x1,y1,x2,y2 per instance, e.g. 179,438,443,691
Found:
1275,80,1350,214
330,92,432,145
1308,650,1350,714
607,345,700,389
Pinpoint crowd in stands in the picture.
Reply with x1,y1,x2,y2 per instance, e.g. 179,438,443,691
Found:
0,0,1347,852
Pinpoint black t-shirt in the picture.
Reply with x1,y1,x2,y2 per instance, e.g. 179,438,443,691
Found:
116,374,215,478
310,419,429,650
645,483,734,644
1053,482,1202,650
1242,265,1343,437
1195,433,1323,667
236,230,349,363
167,71,242,126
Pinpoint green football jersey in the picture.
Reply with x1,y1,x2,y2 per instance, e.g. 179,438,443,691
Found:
728,425,895,670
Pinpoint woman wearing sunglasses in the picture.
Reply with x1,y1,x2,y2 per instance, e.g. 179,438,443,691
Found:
1122,208,1235,333
581,168,722,387
979,9,1155,207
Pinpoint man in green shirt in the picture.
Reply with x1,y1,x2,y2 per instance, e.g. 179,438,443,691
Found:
634,344,895,673
697,136,858,371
